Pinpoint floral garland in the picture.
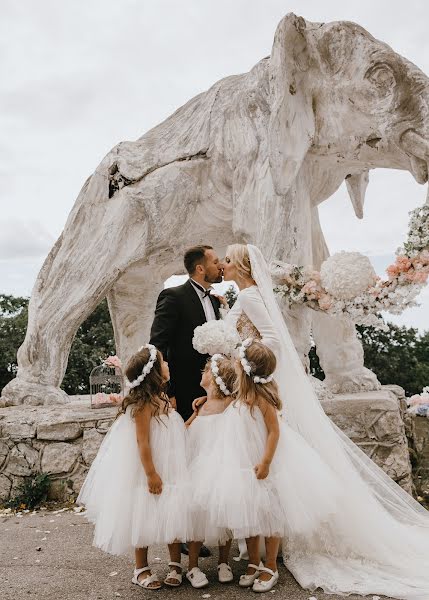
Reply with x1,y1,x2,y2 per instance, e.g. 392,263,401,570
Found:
273,201,429,329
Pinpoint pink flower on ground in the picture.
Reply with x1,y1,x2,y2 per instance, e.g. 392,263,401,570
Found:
318,294,333,311
104,355,122,370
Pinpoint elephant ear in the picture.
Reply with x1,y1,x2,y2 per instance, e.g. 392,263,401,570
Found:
268,13,314,196
345,171,369,219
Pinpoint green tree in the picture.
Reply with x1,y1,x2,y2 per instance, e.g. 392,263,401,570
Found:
0,295,29,390
61,299,115,394
0,295,115,396
224,285,238,308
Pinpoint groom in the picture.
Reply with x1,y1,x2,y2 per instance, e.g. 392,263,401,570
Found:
149,245,223,421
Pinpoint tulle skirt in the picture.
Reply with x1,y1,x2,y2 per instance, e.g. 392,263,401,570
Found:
77,409,189,555
187,414,232,545
193,402,343,540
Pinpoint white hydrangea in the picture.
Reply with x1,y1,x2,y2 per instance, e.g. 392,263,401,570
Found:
193,321,240,356
320,252,377,300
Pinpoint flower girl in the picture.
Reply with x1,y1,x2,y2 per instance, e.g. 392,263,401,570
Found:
185,354,236,587
204,340,342,593
78,344,189,590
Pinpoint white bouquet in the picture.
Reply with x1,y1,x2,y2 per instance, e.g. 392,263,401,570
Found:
193,320,240,356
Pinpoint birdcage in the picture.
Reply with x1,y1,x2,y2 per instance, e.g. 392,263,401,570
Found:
89,363,124,409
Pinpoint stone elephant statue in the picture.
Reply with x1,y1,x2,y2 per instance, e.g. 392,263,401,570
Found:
3,13,429,406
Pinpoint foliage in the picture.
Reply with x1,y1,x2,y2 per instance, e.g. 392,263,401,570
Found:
5,473,51,510
61,299,115,394
0,295,115,396
0,295,29,391
224,285,238,308
310,322,429,396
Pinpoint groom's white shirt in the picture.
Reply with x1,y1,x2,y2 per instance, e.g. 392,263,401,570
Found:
190,278,217,322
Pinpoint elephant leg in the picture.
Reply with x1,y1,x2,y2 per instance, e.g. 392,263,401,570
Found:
269,178,314,370
310,207,380,393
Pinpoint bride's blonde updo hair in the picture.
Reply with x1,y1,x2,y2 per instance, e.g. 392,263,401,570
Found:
226,244,252,280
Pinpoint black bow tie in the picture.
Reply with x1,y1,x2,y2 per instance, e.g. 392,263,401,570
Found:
191,280,212,298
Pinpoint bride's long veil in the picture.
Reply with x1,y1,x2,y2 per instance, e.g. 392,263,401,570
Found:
248,244,429,599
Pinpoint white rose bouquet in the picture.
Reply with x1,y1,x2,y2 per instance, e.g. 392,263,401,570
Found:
193,320,240,356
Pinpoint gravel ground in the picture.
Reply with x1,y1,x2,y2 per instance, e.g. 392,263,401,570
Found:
0,509,393,600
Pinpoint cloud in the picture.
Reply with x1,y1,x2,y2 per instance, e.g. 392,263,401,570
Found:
0,219,54,261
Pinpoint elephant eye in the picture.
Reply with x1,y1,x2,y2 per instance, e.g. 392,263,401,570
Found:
364,63,395,91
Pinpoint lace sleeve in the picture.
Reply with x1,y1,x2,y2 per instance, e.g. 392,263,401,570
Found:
239,288,281,356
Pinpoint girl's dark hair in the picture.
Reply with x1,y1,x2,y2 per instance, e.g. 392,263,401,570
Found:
118,347,168,419
235,341,281,412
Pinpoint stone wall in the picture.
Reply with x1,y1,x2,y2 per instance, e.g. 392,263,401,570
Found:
0,398,116,502
322,385,414,493
0,387,420,503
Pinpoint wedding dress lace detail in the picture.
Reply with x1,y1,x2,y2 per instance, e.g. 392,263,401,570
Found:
236,311,262,341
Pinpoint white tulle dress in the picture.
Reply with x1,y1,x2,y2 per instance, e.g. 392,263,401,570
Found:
198,400,343,541
187,402,232,545
77,407,189,555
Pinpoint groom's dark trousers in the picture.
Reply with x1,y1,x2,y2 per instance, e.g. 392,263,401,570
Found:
149,280,221,420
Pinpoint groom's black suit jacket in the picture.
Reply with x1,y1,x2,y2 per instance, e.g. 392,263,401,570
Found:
149,280,221,420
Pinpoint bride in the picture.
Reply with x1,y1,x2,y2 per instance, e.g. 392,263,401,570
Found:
219,243,429,600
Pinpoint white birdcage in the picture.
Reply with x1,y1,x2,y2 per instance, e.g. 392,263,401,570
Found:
89,363,124,409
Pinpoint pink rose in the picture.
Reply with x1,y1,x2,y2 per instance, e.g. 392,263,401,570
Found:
104,355,122,370
318,294,333,311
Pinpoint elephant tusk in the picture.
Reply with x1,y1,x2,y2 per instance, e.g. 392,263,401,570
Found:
399,130,429,184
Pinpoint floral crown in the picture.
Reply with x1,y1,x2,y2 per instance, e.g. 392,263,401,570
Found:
238,338,274,384
125,343,158,390
210,354,232,396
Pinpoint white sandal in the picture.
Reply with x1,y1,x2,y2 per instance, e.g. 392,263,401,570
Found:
239,563,261,588
252,566,279,593
218,562,233,583
186,566,209,588
132,566,162,590
164,561,183,587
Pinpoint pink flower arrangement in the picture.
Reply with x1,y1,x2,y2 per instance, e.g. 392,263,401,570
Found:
104,355,122,370
92,392,123,407
318,294,333,311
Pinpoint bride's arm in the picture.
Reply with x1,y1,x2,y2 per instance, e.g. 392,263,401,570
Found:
240,290,281,355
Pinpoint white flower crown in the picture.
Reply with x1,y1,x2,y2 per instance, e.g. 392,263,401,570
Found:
238,338,274,384
211,354,231,396
125,343,158,389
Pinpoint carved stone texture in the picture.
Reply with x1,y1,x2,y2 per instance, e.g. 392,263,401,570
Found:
82,429,104,466
41,443,81,475
4,13,429,406
0,474,12,501
323,388,414,492
37,420,82,441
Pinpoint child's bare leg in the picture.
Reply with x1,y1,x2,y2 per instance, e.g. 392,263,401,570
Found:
188,541,202,570
245,536,260,575
164,542,182,585
259,537,280,581
134,547,160,589
218,538,232,564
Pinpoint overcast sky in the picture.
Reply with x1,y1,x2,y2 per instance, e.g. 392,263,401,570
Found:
1,0,429,331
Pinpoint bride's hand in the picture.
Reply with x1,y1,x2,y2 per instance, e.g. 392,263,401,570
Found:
254,462,270,479
192,396,207,412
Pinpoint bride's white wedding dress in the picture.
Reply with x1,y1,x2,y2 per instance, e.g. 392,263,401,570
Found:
222,245,429,600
